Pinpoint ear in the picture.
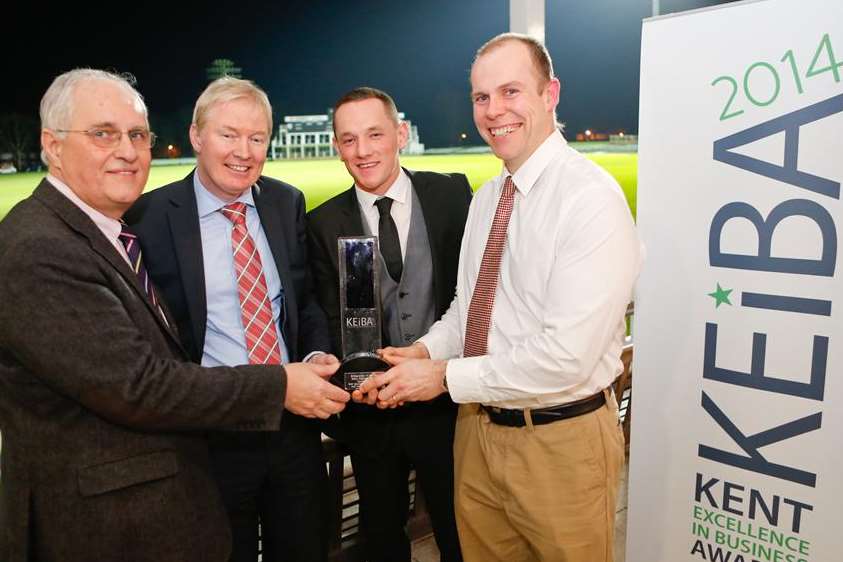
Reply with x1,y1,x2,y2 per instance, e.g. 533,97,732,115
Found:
545,78,561,111
332,136,341,157
41,129,62,170
189,123,202,155
396,121,409,151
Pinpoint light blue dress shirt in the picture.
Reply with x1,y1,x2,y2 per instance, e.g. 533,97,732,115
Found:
193,174,289,367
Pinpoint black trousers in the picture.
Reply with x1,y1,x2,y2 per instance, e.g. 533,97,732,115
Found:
208,414,327,562
347,403,462,562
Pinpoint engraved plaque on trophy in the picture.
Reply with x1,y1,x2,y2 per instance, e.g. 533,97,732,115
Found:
332,237,390,391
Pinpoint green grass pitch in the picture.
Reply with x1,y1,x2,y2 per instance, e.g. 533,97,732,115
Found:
0,152,637,220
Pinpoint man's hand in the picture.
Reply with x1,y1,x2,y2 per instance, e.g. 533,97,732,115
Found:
351,380,381,406
379,341,430,365
357,359,447,409
350,343,432,405
306,352,340,367
283,362,349,419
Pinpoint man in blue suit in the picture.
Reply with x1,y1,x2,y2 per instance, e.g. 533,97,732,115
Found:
126,77,336,562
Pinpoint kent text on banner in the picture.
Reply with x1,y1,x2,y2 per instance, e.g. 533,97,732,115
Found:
629,0,843,560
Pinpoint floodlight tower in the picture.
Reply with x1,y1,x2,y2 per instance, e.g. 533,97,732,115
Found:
206,59,243,81
509,0,545,43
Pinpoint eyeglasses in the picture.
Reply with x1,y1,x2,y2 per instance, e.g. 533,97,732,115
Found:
55,128,157,149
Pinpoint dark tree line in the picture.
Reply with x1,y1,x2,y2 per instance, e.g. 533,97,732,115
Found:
0,114,40,171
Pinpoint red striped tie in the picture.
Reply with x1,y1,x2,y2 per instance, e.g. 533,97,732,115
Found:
221,202,282,365
463,176,516,358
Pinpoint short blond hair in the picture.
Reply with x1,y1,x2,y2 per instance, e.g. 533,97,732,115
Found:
475,32,555,88
192,77,273,134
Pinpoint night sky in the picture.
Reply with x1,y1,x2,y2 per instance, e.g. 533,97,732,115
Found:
3,0,737,152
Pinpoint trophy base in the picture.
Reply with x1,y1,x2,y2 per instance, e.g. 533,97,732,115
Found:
332,351,390,391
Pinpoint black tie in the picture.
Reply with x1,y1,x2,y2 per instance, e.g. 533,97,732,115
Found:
374,197,403,283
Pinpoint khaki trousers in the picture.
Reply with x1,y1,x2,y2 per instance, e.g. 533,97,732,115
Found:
453,391,624,562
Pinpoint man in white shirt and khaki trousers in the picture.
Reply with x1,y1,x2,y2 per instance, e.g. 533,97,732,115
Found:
358,32,641,562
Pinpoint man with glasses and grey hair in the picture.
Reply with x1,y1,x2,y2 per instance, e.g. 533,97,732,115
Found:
125,77,337,562
0,69,349,562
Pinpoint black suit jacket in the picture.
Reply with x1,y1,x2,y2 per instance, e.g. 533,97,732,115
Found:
306,169,472,449
125,172,330,363
0,181,286,562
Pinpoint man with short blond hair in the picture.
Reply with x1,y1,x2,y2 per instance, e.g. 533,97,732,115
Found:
0,69,347,562
364,34,642,561
126,76,339,562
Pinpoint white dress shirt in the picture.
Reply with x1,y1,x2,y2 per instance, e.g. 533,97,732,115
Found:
46,175,130,266
418,131,642,409
354,169,412,258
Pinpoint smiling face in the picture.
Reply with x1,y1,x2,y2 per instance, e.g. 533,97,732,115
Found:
470,39,560,173
189,97,270,202
333,97,408,196
41,79,151,219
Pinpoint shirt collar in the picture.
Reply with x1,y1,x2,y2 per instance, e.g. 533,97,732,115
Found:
46,173,123,241
355,168,411,209
193,170,256,218
503,129,568,196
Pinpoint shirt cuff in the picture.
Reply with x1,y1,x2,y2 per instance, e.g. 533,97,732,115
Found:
303,350,326,363
444,355,487,403
417,332,452,361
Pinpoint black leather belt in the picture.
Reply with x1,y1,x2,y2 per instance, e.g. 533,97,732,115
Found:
482,391,606,427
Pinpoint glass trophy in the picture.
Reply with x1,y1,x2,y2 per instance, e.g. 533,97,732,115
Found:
332,236,390,391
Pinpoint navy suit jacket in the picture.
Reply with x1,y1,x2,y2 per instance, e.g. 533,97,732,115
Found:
125,172,331,364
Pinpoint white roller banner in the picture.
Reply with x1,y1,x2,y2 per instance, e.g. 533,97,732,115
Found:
629,0,843,561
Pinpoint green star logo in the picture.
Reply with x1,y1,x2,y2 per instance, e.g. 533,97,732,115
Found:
708,283,733,308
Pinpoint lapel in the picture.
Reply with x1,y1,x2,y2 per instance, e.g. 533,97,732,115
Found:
404,169,444,310
34,180,181,345
164,173,208,351
335,185,368,236
252,179,294,342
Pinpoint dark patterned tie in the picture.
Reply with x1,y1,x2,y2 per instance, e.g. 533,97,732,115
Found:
118,224,165,321
463,176,516,357
374,197,403,283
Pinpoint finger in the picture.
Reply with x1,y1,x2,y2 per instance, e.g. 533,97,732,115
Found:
358,372,389,393
324,399,347,415
378,346,404,363
376,378,404,403
314,408,331,419
325,354,340,366
307,353,327,365
375,398,401,409
323,383,351,403
365,388,379,405
382,352,411,366
308,362,340,378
